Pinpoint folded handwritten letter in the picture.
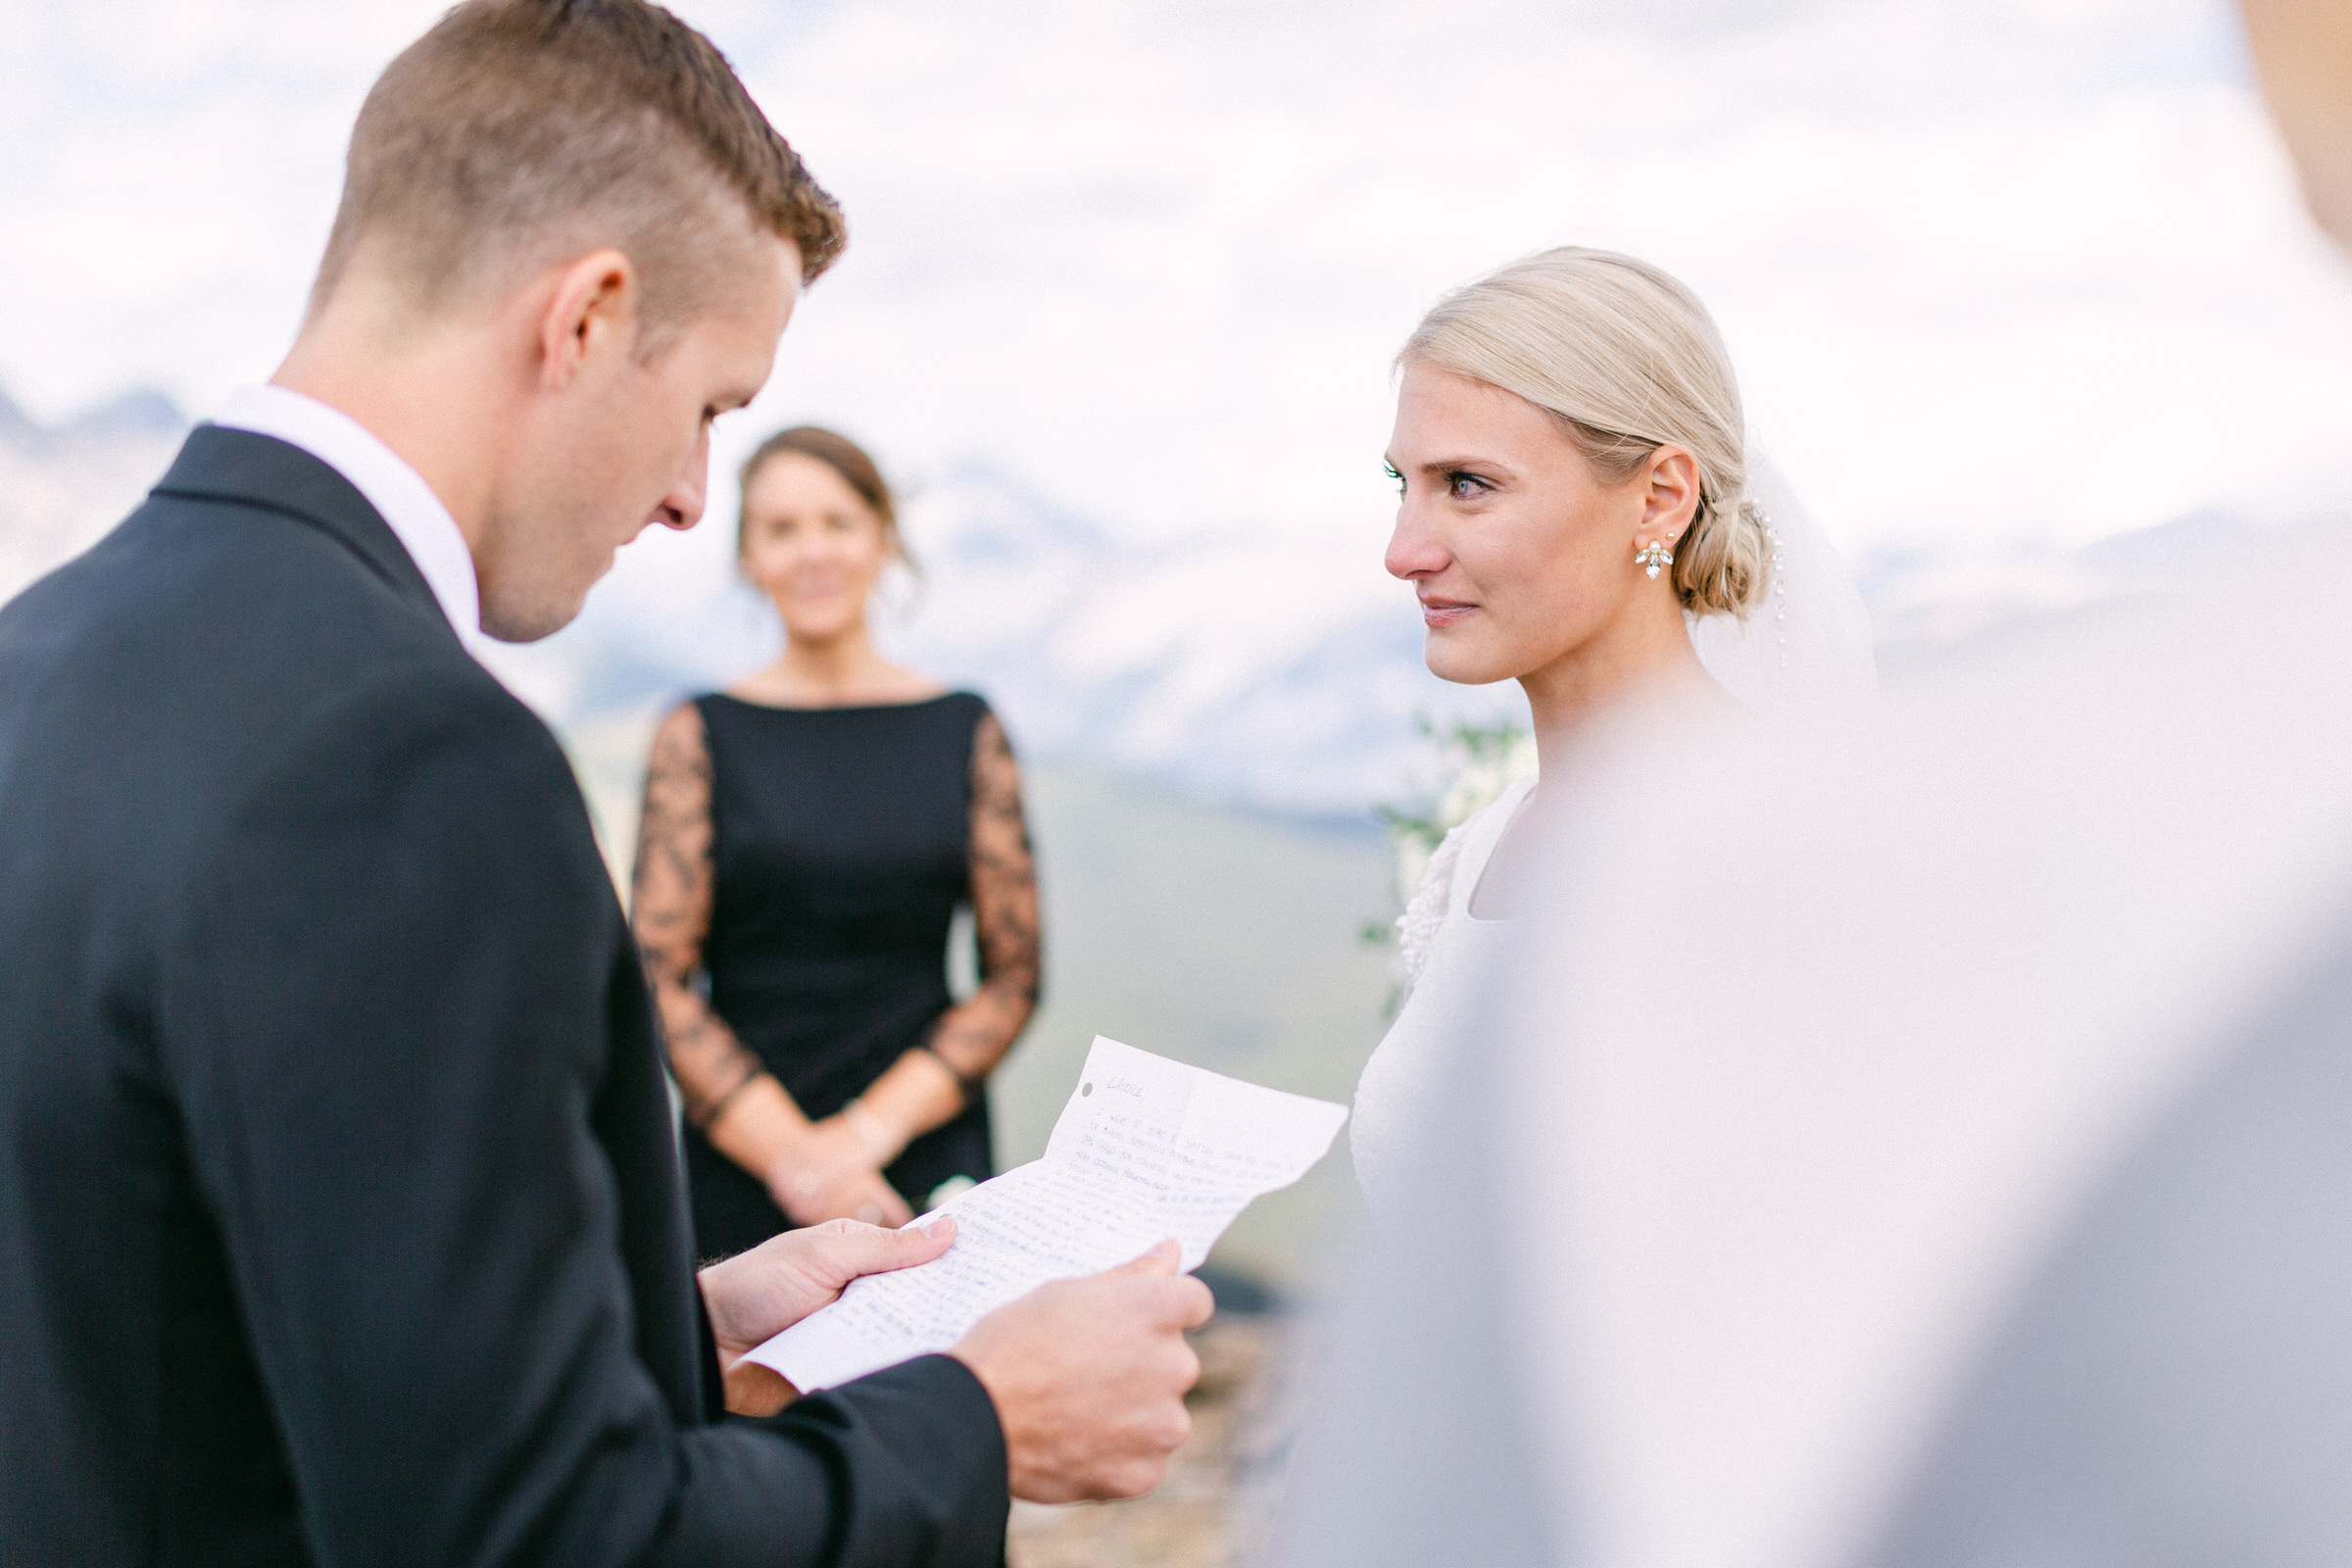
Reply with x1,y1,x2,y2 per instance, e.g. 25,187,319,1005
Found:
743,1036,1349,1392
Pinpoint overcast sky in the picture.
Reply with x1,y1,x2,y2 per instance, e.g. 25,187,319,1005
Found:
5,0,2349,571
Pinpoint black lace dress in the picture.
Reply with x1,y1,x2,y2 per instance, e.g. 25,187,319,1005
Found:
681,692,1004,1258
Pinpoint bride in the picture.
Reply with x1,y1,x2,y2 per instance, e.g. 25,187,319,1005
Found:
1350,247,1876,1214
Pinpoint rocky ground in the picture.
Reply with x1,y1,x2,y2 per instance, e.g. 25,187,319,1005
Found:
1006,1316,1296,1568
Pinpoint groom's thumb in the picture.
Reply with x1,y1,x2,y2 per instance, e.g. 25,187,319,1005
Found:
1100,1237,1183,1278
817,1213,956,1283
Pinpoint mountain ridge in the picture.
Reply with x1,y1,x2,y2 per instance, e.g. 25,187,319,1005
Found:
0,382,2279,816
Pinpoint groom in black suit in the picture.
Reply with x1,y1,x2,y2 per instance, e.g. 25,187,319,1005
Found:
0,3,1208,1564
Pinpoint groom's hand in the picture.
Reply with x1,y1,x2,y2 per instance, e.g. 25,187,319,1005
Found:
698,1216,957,1415
951,1239,1214,1502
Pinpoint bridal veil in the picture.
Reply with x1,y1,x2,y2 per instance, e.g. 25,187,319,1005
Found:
1689,459,1876,713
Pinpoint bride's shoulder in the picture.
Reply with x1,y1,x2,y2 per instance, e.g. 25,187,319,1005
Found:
1485,771,1541,816
1396,775,1537,980
1431,773,1538,894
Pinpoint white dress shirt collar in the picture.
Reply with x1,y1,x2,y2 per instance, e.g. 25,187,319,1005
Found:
211,385,482,644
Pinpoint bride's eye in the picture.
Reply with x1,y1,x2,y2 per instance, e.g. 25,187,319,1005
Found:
1447,471,1491,501
1383,462,1404,494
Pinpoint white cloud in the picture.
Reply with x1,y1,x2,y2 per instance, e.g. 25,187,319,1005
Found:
717,0,2352,561
2,0,2344,578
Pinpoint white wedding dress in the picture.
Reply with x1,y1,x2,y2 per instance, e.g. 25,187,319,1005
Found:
1351,773,1536,1217
1349,464,1878,1215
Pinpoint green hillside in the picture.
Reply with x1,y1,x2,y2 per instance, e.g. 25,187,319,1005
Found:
998,766,1393,1298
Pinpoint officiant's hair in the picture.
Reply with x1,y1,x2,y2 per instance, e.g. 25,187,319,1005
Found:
309,0,844,353
1400,248,1769,617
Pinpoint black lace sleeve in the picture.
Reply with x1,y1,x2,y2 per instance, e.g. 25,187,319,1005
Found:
629,702,766,1128
925,709,1041,1083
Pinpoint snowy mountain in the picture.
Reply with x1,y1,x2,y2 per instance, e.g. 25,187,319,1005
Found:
474,462,1520,817
0,383,2289,817
486,464,2298,815
886,469,1501,812
0,385,187,610
1856,503,2265,669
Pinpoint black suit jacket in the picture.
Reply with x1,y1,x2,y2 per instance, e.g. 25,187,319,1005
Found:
0,427,1009,1566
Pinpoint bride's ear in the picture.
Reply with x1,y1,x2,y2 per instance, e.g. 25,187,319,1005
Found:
1639,445,1700,540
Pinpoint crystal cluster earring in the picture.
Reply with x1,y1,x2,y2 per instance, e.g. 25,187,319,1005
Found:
1634,539,1674,579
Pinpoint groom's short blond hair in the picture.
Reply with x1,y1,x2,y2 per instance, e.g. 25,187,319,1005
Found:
312,0,844,348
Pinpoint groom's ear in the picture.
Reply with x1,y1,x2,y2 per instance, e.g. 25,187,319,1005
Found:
535,249,640,395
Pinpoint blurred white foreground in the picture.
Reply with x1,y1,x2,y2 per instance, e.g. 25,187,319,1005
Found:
1274,513,2352,1564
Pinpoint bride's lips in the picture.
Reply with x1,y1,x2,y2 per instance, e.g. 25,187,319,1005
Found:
1419,596,1477,629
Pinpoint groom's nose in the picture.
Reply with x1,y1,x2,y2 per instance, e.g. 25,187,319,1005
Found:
651,429,710,532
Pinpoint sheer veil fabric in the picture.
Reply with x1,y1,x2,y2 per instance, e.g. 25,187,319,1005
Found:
1282,517,2352,1566
1689,459,1878,715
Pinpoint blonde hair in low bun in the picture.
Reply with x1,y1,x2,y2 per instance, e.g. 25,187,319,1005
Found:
1399,246,1770,617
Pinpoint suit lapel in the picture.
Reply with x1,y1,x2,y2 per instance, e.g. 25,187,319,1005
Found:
151,425,450,630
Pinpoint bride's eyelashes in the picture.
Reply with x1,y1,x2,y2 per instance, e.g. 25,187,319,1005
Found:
1384,462,1497,502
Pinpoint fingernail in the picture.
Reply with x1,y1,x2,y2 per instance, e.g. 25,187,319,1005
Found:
922,1215,956,1240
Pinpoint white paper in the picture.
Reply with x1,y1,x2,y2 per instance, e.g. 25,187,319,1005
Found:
744,1036,1348,1392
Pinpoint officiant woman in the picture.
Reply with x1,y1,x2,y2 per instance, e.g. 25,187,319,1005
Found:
631,427,1041,1259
